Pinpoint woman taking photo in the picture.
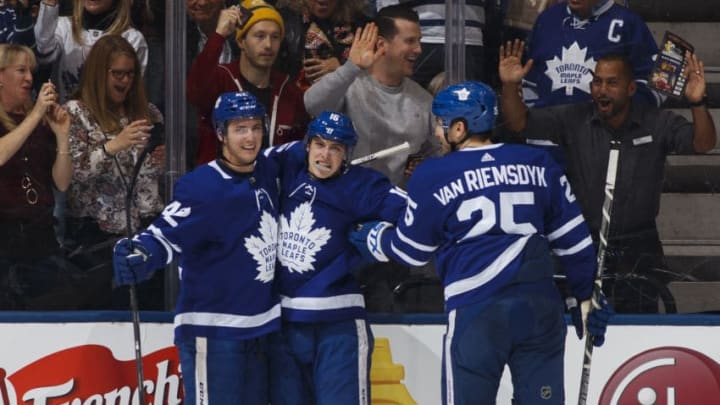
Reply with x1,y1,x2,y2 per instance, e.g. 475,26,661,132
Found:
64,34,163,309
0,43,73,309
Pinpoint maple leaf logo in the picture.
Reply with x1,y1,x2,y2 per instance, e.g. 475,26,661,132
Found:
278,202,331,273
544,41,597,96
244,211,278,283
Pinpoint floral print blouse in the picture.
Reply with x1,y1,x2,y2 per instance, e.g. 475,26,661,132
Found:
65,100,164,235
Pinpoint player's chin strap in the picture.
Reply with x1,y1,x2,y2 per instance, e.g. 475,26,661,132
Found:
443,118,471,152
444,129,471,152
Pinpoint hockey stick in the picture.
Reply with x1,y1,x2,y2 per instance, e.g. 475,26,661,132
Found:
350,141,410,165
120,126,163,405
577,140,620,405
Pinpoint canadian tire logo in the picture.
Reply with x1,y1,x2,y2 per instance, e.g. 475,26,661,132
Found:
599,347,720,404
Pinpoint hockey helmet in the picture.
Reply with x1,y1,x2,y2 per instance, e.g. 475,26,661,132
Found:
212,91,266,136
306,111,357,147
432,81,497,134
305,111,357,172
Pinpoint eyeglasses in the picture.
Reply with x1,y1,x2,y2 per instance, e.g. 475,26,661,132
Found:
108,68,136,81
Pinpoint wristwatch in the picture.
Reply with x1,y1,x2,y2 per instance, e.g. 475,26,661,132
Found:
688,95,709,107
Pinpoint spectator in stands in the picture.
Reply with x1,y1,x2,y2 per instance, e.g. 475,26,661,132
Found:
500,41,717,312
275,0,368,90
0,44,76,309
0,0,37,47
185,0,239,170
304,6,437,188
426,71,445,95
131,0,164,112
64,35,164,309
187,0,308,166
304,6,436,312
35,0,147,244
375,0,499,89
522,0,661,107
34,0,147,102
186,0,238,65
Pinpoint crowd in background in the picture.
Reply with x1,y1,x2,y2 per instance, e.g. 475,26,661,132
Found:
0,0,715,314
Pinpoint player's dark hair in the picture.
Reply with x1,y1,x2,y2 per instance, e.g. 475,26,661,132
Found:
374,5,419,40
464,122,493,142
595,53,634,81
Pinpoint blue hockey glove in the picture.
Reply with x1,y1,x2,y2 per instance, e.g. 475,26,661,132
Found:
586,293,614,347
113,238,154,286
567,294,614,347
348,221,393,263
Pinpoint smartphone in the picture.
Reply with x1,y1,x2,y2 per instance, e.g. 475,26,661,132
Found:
238,5,253,28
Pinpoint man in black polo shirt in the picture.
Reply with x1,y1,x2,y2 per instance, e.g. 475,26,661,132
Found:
498,39,717,313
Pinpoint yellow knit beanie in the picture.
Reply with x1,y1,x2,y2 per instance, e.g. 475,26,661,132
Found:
236,0,285,42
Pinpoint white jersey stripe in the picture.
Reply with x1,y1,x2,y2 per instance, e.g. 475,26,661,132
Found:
547,214,584,241
356,319,370,405
445,310,457,405
195,337,208,405
208,160,232,179
145,225,180,265
396,228,438,252
174,304,281,329
444,235,531,300
553,235,592,256
281,294,365,311
389,186,408,199
390,241,429,267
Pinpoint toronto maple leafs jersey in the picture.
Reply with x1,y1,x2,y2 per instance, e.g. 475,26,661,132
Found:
376,144,596,311
135,157,281,341
265,142,406,322
523,0,660,107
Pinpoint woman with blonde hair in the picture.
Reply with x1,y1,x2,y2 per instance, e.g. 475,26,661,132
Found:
64,34,163,309
0,43,74,309
34,0,147,102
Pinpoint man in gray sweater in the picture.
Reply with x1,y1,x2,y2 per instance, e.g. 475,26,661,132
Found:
303,5,437,187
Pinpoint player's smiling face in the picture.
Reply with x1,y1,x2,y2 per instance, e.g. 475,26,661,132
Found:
220,117,264,172
591,60,635,126
307,136,346,179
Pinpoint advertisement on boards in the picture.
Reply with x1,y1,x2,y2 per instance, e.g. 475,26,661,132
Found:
0,322,182,405
1,316,720,404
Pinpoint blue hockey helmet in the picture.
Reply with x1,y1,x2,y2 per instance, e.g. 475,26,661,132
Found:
212,91,266,136
432,81,497,134
305,111,357,173
305,111,357,148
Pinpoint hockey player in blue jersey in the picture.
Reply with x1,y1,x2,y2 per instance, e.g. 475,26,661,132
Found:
263,111,406,405
522,0,660,107
112,92,281,404
350,82,614,404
